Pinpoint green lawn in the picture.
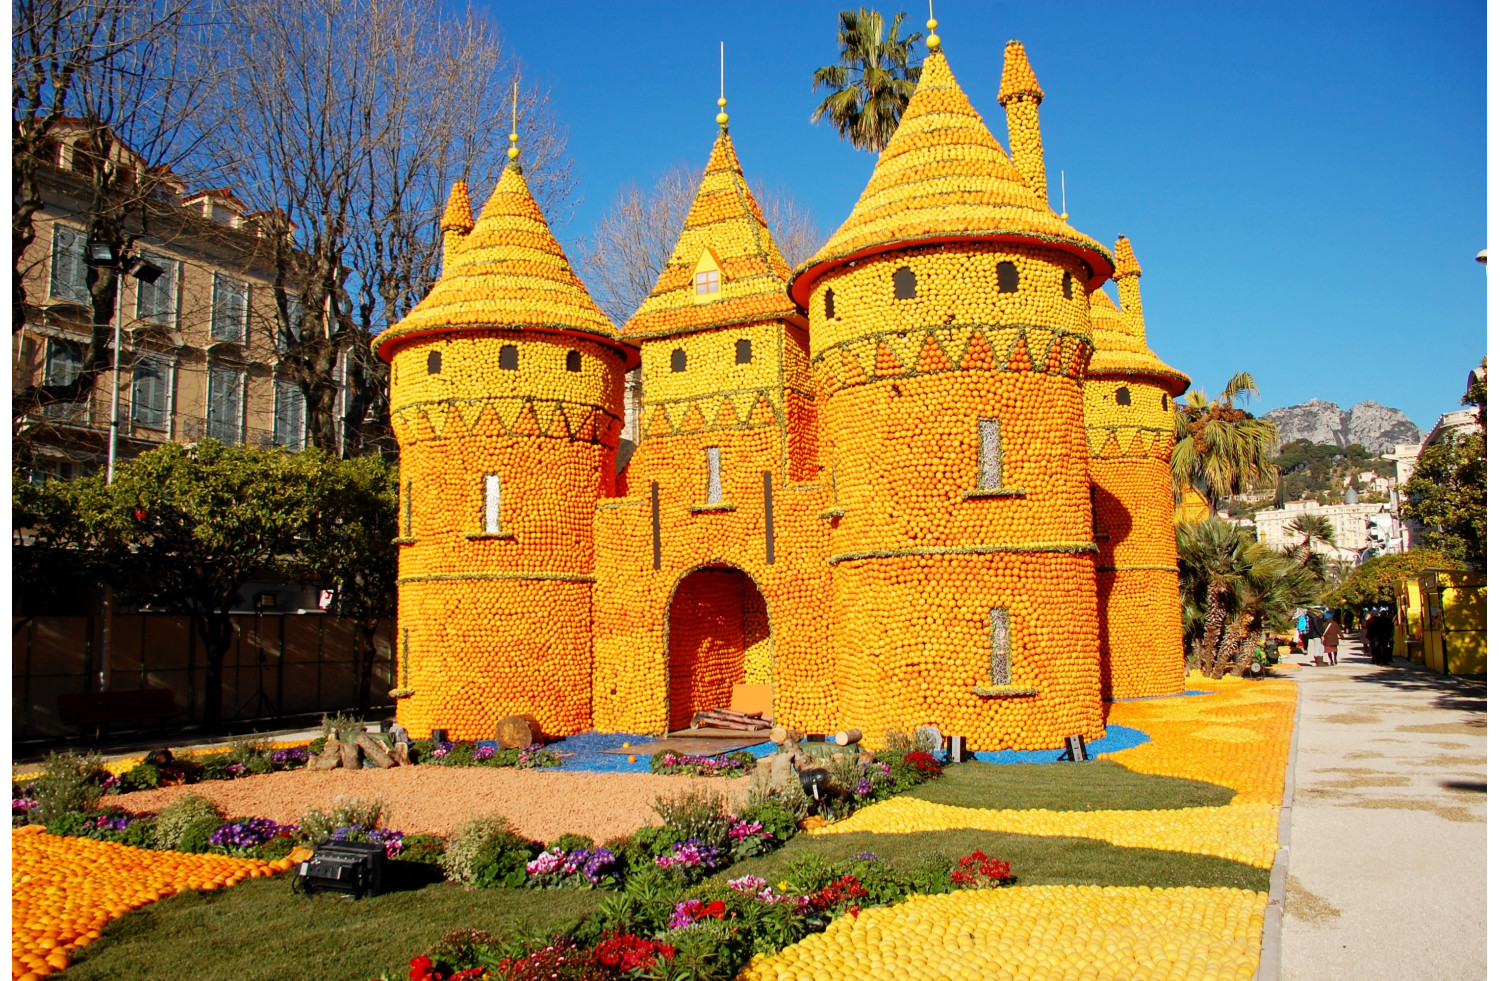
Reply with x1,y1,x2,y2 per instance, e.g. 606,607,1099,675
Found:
904,759,1236,811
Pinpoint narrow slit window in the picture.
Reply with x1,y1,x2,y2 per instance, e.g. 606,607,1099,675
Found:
824,289,835,319
499,345,518,370
483,474,501,535
695,268,720,295
404,480,413,537
1115,386,1131,406
989,608,1012,686
893,266,917,299
705,446,723,504
1061,271,1073,299
427,350,442,374
670,348,687,373
977,417,1002,490
996,261,1020,293
1090,485,1100,537
1162,393,1170,411
735,339,752,364
565,350,582,372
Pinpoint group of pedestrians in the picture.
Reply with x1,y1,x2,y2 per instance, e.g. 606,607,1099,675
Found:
1295,606,1399,665
1298,610,1344,665
1363,608,1397,664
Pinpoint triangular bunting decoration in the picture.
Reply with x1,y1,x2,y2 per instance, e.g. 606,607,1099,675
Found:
749,393,779,427
873,341,908,378
715,397,741,428
961,331,997,372
917,333,954,373
678,403,707,433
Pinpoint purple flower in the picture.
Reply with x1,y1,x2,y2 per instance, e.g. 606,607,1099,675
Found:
210,817,294,850
271,747,308,765
855,779,873,798
654,838,723,871
431,740,453,759
227,763,249,777
473,745,496,761
12,798,38,815
99,774,122,792
856,851,880,861
728,819,770,842
667,899,705,929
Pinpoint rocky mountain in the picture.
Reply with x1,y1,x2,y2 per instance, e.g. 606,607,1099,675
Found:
1261,400,1421,454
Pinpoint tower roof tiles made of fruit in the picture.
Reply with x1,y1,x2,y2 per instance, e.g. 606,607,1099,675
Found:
1088,283,1189,396
623,127,802,338
788,47,1113,307
372,161,626,364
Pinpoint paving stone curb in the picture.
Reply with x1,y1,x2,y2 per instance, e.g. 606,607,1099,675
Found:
1255,677,1302,981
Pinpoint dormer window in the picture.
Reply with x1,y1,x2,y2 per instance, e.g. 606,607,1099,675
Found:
565,350,582,372
893,266,917,299
735,339,752,364
427,350,442,374
499,344,518,371
692,249,723,303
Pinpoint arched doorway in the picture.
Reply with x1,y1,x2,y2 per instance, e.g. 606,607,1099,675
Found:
666,566,772,731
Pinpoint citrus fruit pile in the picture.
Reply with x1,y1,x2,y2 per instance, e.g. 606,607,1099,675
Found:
742,884,1268,981
10,825,292,979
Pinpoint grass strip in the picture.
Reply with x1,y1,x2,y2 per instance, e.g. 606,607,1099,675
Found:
905,759,1236,811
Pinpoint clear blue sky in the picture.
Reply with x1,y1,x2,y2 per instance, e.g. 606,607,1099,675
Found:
495,1,1485,432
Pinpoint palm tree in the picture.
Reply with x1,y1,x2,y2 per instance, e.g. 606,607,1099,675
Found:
810,8,923,153
1286,514,1336,564
1172,372,1280,512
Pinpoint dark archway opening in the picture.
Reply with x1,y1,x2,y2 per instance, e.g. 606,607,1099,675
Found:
666,567,772,731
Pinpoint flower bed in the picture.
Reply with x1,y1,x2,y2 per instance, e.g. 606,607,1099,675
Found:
647,749,756,777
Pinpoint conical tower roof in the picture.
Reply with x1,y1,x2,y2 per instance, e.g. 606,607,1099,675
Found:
789,49,1111,306
623,130,802,337
373,163,621,362
1088,287,1189,395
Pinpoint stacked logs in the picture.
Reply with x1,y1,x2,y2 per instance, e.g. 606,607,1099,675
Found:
758,727,872,787
306,727,412,771
689,708,773,733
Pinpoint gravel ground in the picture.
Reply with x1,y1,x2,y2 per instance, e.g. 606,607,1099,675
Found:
109,767,749,842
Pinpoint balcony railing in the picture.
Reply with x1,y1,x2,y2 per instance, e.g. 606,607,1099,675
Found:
25,405,289,451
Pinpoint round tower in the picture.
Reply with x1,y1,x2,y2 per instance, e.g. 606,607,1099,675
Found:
372,142,631,740
1084,236,1190,699
788,35,1113,751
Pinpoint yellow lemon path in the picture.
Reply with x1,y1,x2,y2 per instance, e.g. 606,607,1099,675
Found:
741,885,1267,981
806,797,1279,869
11,826,293,980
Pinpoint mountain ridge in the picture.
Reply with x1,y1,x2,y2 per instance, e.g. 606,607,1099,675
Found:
1260,399,1421,454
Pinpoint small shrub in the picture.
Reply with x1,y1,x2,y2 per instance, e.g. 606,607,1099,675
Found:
256,836,296,861
307,736,327,757
44,810,93,837
227,733,270,764
119,762,164,792
400,833,448,865
31,751,105,825
549,833,595,853
777,774,812,822
153,794,226,850
246,755,275,775
735,800,797,848
949,850,1016,889
440,815,537,888
649,750,756,777
175,815,221,854
297,797,386,844
652,786,731,851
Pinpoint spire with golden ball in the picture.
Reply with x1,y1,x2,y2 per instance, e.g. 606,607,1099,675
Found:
925,0,941,50
716,41,729,130
998,40,1047,207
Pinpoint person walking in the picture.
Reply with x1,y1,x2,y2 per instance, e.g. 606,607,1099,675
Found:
1296,610,1311,651
1322,615,1342,665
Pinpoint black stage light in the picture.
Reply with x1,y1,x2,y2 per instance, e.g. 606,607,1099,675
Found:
294,839,385,899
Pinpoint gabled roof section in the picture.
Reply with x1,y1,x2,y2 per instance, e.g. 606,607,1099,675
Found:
789,49,1112,306
374,163,622,362
622,130,802,337
1087,286,1189,395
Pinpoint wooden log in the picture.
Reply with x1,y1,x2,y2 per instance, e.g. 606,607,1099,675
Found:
356,732,396,768
702,708,767,723
495,715,535,749
834,728,863,747
308,739,342,771
691,715,769,732
769,726,804,746
338,738,362,770
390,741,412,766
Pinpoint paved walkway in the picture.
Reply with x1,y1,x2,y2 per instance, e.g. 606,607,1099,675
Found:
1278,634,1486,980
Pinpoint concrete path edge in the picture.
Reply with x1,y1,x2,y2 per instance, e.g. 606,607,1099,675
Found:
1254,677,1302,981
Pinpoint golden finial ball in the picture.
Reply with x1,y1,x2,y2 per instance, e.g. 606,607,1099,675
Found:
716,112,729,126
507,146,519,160
1060,212,1069,220
926,33,941,49
718,97,726,108
926,17,937,29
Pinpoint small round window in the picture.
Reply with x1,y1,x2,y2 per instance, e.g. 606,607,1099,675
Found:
670,349,687,373
1115,386,1131,406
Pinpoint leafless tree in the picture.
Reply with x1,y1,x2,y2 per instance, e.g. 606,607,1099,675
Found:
12,0,222,431
577,163,824,327
213,0,574,457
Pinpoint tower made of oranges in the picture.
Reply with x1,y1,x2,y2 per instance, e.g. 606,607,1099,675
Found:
1084,236,1190,699
373,136,631,740
787,31,1114,750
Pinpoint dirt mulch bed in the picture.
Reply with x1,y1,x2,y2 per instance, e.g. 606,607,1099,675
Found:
109,767,748,842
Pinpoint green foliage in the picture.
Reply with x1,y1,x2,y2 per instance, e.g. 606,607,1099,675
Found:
153,794,226,850
175,816,220,854
120,762,164,791
810,7,924,152
399,833,449,865
1272,439,1391,503
549,833,595,854
1405,431,1486,568
255,836,296,861
44,810,94,837
737,801,798,847
1322,548,1455,607
1172,374,1280,509
297,797,386,843
31,750,105,825
440,815,537,888
652,787,732,852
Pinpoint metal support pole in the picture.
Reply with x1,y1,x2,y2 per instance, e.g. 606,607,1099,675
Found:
106,282,123,483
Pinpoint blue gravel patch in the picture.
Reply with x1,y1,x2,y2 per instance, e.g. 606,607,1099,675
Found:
541,732,776,774
1108,689,1214,703
969,724,1150,765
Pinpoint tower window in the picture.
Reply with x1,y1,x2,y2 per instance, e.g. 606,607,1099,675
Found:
695,268,720,295
735,339,752,364
989,608,1012,686
705,446,723,504
565,350,582,372
1090,485,1100,537
1061,271,1073,299
977,417,1002,490
1115,386,1131,406
483,474,502,535
1162,393,1170,411
499,344,518,371
427,350,442,374
824,289,835,319
893,266,917,299
996,261,1019,293
404,479,413,537
670,349,687,373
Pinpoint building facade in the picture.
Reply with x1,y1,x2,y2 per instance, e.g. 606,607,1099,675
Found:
375,31,1190,749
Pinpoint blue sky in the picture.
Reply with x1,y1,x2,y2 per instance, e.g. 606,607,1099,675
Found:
497,1,1485,432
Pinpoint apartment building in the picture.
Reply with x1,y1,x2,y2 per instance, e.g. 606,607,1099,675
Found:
13,124,341,479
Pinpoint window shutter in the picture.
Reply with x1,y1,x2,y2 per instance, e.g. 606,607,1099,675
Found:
137,253,174,323
229,280,248,341
50,226,88,304
132,358,167,429
208,366,243,443
274,381,305,450
45,339,83,386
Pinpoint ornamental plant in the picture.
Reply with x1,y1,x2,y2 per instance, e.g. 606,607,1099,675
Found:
440,815,538,889
649,750,756,777
592,932,674,973
209,817,296,855
950,850,1015,888
525,846,620,889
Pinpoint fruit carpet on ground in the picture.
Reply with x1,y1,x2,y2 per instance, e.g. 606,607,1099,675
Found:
39,675,1295,981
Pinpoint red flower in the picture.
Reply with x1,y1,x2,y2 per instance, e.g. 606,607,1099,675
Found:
702,900,727,919
904,752,943,778
408,956,435,981
595,932,674,972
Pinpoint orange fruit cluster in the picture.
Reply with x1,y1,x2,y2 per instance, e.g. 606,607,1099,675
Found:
1103,676,1298,804
1084,245,1191,700
373,38,1189,751
11,826,290,979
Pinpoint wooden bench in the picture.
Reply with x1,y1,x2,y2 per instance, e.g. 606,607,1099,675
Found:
57,688,183,735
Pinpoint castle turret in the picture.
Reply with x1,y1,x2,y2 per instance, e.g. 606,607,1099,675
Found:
998,40,1048,207
1083,237,1190,699
789,33,1113,751
373,140,631,740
